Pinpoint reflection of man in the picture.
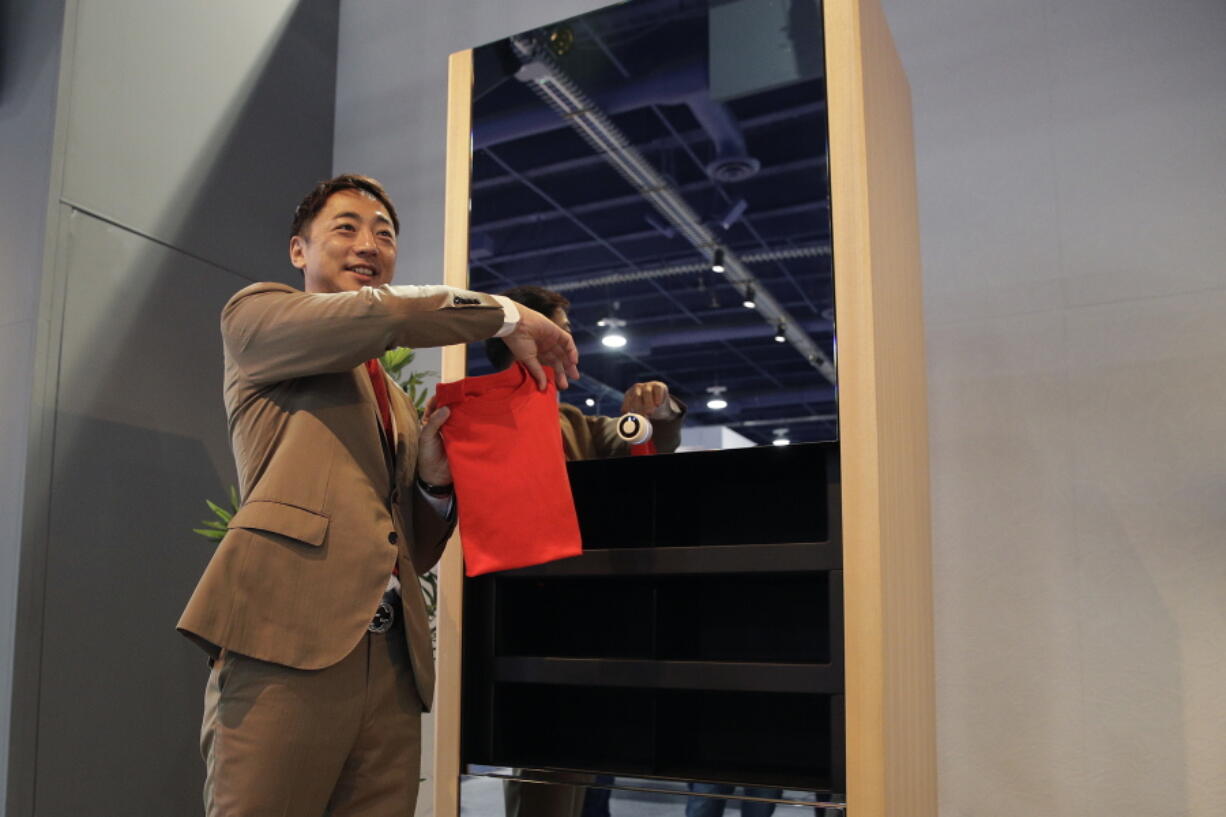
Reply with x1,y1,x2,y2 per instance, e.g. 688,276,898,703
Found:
486,286,686,461
177,174,578,816
685,783,783,817
486,286,683,817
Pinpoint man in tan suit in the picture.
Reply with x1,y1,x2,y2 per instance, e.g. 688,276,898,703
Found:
178,174,579,817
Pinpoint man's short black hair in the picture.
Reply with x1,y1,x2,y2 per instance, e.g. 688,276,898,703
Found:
484,286,571,370
290,174,400,240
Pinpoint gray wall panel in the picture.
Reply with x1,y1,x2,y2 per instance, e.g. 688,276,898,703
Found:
0,320,36,816
32,209,244,815
880,0,1226,813
7,1,340,813
60,0,338,282
0,0,66,811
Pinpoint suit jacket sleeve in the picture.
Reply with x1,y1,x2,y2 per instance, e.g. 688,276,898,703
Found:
651,396,687,453
568,399,688,459
408,487,455,574
222,282,506,385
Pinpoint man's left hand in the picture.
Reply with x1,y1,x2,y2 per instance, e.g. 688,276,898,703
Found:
417,397,452,486
621,381,678,420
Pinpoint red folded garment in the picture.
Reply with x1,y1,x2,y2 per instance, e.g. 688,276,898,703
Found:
435,363,583,577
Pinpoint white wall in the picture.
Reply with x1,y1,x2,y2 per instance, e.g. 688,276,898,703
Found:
881,0,1226,814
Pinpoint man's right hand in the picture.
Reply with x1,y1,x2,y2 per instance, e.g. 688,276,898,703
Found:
502,306,581,390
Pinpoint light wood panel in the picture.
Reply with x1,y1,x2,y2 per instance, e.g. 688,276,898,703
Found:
825,0,937,815
432,47,474,817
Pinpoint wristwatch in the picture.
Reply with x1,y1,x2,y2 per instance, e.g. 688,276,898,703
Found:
416,475,455,498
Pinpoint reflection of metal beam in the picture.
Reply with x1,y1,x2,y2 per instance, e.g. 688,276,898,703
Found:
569,373,623,403
509,35,836,385
692,385,835,411
731,414,837,427
472,103,827,193
548,244,830,293
475,202,827,267
573,314,832,355
474,157,825,233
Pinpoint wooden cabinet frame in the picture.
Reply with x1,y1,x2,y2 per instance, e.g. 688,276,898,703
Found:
434,1,934,814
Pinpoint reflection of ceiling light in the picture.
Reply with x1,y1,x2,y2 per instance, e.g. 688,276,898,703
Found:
772,428,791,446
596,316,627,348
711,248,726,274
705,385,728,411
742,286,756,309
773,323,787,343
585,398,595,407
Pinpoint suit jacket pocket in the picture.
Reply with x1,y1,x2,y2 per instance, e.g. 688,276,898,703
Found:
227,500,329,547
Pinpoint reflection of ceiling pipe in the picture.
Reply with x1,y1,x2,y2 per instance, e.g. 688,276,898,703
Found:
575,316,833,356
548,243,830,292
477,58,758,182
477,59,705,148
686,99,759,182
509,34,834,383
696,385,836,411
473,103,825,193
732,413,838,428
720,198,748,230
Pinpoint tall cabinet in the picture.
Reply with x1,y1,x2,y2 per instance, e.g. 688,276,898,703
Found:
433,1,933,815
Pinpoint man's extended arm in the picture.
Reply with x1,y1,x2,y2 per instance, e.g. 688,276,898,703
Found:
222,282,507,385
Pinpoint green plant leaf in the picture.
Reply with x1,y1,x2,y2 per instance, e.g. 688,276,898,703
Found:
228,484,240,510
192,528,225,540
201,519,227,530
206,499,233,522
381,347,412,374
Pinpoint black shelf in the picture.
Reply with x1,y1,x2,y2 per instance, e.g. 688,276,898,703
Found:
504,541,839,577
491,571,842,664
566,443,841,552
462,443,845,792
495,657,841,694
474,683,845,792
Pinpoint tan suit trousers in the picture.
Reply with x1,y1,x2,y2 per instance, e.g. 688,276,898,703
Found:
201,622,422,817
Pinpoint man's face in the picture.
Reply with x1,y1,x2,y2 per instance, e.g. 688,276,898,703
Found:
290,189,397,293
551,307,572,333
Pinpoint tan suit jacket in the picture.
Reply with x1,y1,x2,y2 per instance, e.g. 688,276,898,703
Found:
558,402,686,461
178,281,506,709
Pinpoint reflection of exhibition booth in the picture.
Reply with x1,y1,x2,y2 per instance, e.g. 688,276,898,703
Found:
434,0,933,814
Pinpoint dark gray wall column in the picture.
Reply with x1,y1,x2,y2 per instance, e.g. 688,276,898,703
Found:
0,1,67,812
4,2,338,814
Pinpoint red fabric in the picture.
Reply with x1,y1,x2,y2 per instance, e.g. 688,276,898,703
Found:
435,363,582,577
364,359,393,441
365,359,399,579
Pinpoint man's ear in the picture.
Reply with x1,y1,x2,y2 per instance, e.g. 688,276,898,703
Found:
289,235,307,270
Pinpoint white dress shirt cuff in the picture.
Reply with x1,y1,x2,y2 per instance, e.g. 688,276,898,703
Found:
490,295,521,338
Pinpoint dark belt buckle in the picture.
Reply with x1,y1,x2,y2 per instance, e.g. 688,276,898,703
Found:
368,597,395,634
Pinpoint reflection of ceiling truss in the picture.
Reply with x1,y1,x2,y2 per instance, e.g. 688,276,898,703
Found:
508,33,836,384
467,0,837,444
546,243,829,293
